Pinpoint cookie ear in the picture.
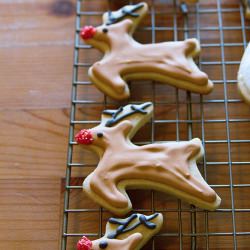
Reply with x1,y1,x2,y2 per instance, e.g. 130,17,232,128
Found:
185,138,203,159
118,19,133,33
184,38,200,57
113,120,133,136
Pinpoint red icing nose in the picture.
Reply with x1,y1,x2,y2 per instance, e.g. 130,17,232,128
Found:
75,129,94,145
77,236,92,250
80,26,96,40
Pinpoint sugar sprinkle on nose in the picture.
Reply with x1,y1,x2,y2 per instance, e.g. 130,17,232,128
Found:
80,26,96,40
75,129,94,145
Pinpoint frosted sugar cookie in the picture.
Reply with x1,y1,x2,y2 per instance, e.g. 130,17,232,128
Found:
80,3,213,100
75,102,221,215
77,213,163,250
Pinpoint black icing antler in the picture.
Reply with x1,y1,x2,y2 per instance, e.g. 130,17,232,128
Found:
106,3,145,25
107,213,159,239
103,103,151,127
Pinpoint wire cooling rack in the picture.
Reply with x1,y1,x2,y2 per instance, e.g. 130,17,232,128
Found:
61,0,250,249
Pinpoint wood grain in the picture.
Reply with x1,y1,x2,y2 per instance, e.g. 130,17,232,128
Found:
0,0,75,249
0,0,75,110
0,109,69,178
0,178,61,250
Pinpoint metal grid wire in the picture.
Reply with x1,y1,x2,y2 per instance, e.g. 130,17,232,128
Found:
61,0,250,249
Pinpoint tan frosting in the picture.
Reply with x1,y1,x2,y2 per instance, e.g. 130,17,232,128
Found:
87,121,217,209
78,103,221,213
83,3,213,100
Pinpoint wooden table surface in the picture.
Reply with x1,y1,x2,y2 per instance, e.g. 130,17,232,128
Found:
1,0,250,250
0,0,75,249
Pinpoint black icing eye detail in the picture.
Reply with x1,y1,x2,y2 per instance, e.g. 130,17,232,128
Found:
102,28,108,33
99,240,108,249
97,132,103,138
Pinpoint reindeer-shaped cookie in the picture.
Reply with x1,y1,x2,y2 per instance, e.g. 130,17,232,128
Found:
80,2,213,100
77,213,163,250
75,102,221,215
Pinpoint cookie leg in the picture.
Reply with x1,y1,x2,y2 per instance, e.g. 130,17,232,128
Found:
86,173,129,209
185,138,203,159
184,38,200,56
90,63,129,99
